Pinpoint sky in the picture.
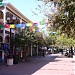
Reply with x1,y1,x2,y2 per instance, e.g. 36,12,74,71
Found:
4,0,57,29
5,0,45,23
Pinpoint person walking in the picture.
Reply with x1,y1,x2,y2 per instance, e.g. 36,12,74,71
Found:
69,46,73,57
70,46,73,57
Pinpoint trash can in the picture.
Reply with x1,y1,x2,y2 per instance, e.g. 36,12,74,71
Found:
7,55,13,66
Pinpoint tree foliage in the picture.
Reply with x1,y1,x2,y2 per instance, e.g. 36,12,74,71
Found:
12,29,47,48
37,0,75,38
53,0,75,38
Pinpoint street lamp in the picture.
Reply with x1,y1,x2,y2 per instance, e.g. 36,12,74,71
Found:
9,28,12,57
6,25,14,65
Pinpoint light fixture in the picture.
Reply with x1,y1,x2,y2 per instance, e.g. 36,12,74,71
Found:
12,15,16,20
7,17,10,20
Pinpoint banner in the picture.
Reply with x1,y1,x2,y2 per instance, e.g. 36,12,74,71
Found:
39,20,45,25
15,24,21,28
33,23,38,26
36,29,39,32
32,28,35,32
4,24,10,28
25,26,29,31
27,23,32,27
0,24,3,28
0,22,40,33
10,24,15,28
29,27,33,32
21,24,26,28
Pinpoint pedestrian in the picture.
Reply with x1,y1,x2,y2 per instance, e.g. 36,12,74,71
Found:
70,46,73,57
61,49,63,54
69,46,73,57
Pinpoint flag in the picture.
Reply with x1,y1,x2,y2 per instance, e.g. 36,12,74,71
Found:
7,17,10,20
0,21,3,24
29,27,33,32
36,29,39,32
32,28,35,32
0,24,3,28
39,20,45,25
4,24,10,28
15,24,21,28
26,23,32,27
10,24,15,28
21,24,26,28
33,23,38,26
25,26,29,31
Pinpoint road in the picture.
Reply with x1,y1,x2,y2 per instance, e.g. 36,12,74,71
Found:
0,53,74,75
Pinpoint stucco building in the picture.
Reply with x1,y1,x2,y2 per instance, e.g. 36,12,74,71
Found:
0,3,33,62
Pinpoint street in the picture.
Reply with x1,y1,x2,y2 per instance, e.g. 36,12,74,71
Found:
0,53,74,75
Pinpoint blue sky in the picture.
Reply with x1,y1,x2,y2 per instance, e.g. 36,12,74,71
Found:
6,0,45,23
4,0,57,29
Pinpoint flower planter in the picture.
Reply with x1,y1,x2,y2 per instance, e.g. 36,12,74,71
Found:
7,58,13,65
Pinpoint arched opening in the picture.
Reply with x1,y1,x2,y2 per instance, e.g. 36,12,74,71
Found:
0,36,2,43
5,35,9,43
0,10,3,19
0,10,3,25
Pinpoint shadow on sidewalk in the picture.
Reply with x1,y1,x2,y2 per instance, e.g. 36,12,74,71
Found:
0,54,68,75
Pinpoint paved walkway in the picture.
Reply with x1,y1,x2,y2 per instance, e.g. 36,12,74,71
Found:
0,53,74,75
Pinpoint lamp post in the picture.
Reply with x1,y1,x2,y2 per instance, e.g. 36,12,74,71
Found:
7,26,14,65
9,28,12,57
2,3,6,62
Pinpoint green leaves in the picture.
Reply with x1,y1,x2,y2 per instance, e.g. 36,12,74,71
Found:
53,0,75,38
0,24,3,28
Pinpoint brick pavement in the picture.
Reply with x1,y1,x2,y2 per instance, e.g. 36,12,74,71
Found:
0,53,74,75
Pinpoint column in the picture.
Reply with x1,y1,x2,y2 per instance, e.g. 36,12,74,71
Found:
37,45,38,56
2,6,6,61
2,6,6,43
20,19,23,32
20,19,22,24
31,43,32,56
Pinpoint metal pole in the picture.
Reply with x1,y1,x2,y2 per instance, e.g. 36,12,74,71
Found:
9,28,13,58
2,5,6,61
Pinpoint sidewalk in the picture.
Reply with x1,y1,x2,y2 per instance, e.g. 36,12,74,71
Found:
0,53,74,75
32,54,74,75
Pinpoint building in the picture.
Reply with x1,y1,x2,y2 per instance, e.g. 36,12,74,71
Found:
0,3,33,62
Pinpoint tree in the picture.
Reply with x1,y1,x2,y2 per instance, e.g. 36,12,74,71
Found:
53,0,75,38
36,0,75,38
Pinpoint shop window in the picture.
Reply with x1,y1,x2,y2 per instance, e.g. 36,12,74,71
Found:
0,10,3,19
5,35,9,43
